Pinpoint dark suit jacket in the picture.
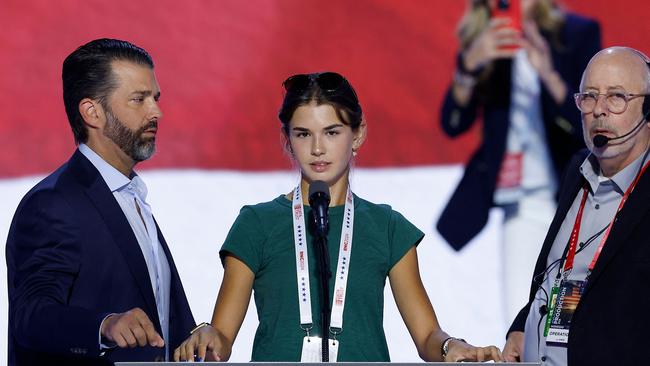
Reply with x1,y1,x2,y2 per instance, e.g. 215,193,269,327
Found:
509,150,650,365
437,14,601,250
6,150,195,365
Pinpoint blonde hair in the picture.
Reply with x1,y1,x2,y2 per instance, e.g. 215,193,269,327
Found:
457,0,565,50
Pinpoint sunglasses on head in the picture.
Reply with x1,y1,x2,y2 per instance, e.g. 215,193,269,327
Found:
282,72,348,93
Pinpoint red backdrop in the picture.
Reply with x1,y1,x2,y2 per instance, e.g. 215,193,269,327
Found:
0,0,648,177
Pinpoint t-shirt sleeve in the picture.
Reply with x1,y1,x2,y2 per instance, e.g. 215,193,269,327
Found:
388,210,424,269
219,206,265,274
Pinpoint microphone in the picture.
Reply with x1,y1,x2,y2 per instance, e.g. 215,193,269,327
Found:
592,134,609,148
308,180,330,238
539,305,548,315
593,116,647,148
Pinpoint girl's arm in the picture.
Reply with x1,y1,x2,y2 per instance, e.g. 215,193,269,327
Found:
174,255,254,362
389,246,502,362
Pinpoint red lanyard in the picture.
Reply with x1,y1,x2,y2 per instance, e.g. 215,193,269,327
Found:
563,159,650,276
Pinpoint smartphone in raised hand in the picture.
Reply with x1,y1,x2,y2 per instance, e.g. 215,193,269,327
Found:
491,0,521,49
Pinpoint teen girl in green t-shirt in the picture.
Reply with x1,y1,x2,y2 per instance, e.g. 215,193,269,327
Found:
173,72,502,363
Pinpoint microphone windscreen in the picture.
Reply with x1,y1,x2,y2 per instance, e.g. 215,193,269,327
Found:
308,180,330,201
593,134,609,148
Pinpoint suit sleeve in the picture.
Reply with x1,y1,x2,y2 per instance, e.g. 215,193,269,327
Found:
7,189,109,358
440,54,481,137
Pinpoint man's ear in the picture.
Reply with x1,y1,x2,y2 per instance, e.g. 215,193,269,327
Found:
78,98,104,129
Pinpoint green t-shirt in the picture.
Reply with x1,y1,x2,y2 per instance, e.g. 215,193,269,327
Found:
220,194,424,361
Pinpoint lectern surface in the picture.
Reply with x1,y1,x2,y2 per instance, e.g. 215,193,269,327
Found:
117,362,541,366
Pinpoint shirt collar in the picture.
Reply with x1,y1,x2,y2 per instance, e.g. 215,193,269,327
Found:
130,175,149,202
78,143,133,193
580,150,650,195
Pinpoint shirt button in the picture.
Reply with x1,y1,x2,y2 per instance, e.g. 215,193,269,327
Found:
595,203,600,209
541,356,547,362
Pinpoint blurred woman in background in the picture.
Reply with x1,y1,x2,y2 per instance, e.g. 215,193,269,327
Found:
436,0,601,322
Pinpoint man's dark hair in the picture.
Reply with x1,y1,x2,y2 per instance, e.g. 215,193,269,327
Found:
62,38,154,144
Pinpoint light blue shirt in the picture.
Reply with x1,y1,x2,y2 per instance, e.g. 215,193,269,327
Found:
79,144,171,359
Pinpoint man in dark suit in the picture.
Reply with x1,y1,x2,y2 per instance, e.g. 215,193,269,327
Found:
503,47,650,365
6,38,195,365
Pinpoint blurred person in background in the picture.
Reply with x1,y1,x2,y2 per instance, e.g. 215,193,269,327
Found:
436,0,601,322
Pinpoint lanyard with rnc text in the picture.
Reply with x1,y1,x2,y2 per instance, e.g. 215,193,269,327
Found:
292,184,354,335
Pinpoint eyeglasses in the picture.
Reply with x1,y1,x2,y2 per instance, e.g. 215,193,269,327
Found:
282,72,348,94
574,92,649,114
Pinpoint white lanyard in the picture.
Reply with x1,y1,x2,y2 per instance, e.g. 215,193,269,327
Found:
292,185,354,333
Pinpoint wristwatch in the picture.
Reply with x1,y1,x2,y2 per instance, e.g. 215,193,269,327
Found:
441,337,466,358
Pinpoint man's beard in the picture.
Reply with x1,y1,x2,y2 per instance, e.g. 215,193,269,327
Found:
103,107,157,162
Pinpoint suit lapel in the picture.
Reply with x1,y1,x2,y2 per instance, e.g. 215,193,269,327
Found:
68,150,161,329
585,167,650,291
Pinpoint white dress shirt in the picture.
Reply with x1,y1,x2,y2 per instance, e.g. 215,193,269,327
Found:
79,144,171,358
494,49,557,204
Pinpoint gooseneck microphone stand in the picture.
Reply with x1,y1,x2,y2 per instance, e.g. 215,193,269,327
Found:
313,230,331,362
309,181,331,361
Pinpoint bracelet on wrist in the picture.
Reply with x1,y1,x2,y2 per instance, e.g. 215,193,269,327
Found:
190,322,211,335
441,336,467,358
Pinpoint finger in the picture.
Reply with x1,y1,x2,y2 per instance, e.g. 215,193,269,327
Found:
523,22,549,53
494,34,522,48
522,20,538,35
184,338,197,362
196,336,209,362
476,346,486,362
210,349,222,362
123,328,138,348
521,40,541,62
176,341,189,362
493,48,520,60
135,312,164,347
131,325,148,347
113,332,128,349
173,346,182,362
522,21,543,43
489,346,503,362
504,349,519,362
488,17,513,29
493,26,521,38
523,32,545,54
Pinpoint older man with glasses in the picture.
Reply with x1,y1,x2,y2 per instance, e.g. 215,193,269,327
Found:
502,46,650,366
